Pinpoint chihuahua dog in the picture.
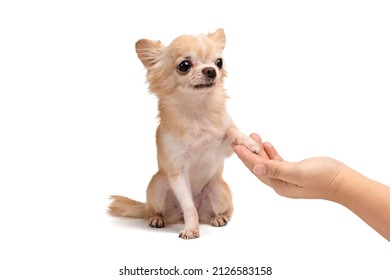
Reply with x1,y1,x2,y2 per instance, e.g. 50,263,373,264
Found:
109,29,260,239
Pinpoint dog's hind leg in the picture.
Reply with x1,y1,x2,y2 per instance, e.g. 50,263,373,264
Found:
197,173,233,227
145,171,170,228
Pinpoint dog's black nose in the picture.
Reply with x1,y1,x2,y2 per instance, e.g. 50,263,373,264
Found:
202,67,216,79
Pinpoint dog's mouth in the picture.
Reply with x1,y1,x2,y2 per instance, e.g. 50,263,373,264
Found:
193,82,215,89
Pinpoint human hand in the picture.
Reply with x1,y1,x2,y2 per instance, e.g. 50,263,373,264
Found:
233,134,347,201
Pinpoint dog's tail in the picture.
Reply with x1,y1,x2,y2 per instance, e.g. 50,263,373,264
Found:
108,195,146,218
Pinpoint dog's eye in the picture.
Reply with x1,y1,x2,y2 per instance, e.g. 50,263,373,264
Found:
177,60,192,73
215,58,223,69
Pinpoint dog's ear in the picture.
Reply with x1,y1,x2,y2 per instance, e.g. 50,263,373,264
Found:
208,28,226,50
135,39,163,68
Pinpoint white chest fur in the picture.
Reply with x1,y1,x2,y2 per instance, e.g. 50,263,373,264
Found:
158,124,232,195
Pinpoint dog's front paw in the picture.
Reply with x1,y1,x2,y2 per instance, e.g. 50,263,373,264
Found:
234,135,261,154
179,229,200,239
211,215,229,227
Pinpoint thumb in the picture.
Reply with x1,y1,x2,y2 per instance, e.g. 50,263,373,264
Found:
253,160,301,185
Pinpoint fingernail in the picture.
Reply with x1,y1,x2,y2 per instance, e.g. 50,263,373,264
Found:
253,164,266,175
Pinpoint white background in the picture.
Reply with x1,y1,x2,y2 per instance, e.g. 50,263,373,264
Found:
1,0,389,279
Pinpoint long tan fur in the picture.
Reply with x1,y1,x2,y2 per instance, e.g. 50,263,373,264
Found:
108,195,146,218
108,29,259,239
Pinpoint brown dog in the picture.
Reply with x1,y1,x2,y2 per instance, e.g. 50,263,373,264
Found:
109,29,259,239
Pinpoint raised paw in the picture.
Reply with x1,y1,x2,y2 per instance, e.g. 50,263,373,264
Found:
211,215,229,227
234,136,261,154
148,216,165,228
178,229,200,239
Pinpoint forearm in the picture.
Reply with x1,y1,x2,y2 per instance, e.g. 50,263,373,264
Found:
333,167,390,241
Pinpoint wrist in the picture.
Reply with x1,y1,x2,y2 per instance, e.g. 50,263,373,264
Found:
328,163,366,206
324,161,351,203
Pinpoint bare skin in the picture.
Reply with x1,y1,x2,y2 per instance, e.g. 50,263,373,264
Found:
233,133,390,241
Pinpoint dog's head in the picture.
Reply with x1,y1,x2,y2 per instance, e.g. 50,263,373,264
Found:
135,29,227,96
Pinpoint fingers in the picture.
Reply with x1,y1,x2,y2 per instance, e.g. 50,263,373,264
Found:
253,160,301,186
263,142,283,161
249,133,270,160
249,133,262,145
248,133,282,161
235,132,305,198
233,144,263,172
233,132,294,183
